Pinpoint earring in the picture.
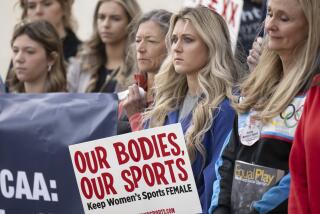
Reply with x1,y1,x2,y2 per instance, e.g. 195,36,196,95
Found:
48,64,52,72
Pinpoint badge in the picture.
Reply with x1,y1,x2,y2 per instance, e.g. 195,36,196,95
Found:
239,125,260,146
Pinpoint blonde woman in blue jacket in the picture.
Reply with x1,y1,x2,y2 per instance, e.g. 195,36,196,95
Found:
143,6,241,213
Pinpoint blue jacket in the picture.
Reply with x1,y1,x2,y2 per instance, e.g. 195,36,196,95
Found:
164,98,235,213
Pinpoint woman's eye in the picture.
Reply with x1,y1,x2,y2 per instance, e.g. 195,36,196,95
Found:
27,4,36,9
97,15,105,20
183,37,193,43
24,48,35,54
148,40,157,43
111,16,121,21
44,0,53,7
280,16,289,22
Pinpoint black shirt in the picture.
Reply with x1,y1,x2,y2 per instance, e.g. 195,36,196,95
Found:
93,66,117,92
62,28,81,61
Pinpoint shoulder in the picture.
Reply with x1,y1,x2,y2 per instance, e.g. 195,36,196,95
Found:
64,29,81,45
311,73,320,87
68,57,91,75
217,98,235,115
213,98,236,126
68,58,82,74
305,74,320,106
67,58,92,92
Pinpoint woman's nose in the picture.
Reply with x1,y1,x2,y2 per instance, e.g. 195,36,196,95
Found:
265,16,277,33
137,41,146,53
172,39,182,53
14,51,25,64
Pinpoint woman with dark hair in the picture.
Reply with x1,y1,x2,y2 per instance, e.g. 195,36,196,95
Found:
8,20,66,93
67,0,141,93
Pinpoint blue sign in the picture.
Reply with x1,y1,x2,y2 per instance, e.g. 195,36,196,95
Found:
0,93,118,214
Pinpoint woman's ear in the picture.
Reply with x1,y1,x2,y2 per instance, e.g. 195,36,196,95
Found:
47,52,59,72
48,51,58,67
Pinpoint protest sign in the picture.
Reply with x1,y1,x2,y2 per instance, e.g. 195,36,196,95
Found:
0,93,118,214
184,0,244,50
69,123,202,214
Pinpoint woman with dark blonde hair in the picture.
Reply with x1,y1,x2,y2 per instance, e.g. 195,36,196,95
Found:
9,20,66,93
210,0,320,213
143,6,240,212
18,0,81,60
67,0,141,93
5,0,79,91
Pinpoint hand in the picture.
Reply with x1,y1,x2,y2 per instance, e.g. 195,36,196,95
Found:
247,37,263,72
122,84,147,118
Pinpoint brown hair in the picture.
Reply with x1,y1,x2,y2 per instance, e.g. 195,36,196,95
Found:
78,0,142,92
19,0,76,30
9,20,66,92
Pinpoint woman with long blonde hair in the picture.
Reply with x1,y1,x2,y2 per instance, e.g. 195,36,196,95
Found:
143,6,240,212
67,0,141,93
210,0,320,213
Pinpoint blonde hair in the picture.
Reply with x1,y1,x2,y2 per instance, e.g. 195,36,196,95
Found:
143,6,239,169
9,20,66,92
235,0,320,123
19,0,77,31
78,0,141,92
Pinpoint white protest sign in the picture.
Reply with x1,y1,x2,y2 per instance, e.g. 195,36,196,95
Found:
184,0,244,50
69,124,202,214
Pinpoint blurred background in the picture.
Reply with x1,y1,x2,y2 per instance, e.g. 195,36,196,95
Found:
0,0,185,79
